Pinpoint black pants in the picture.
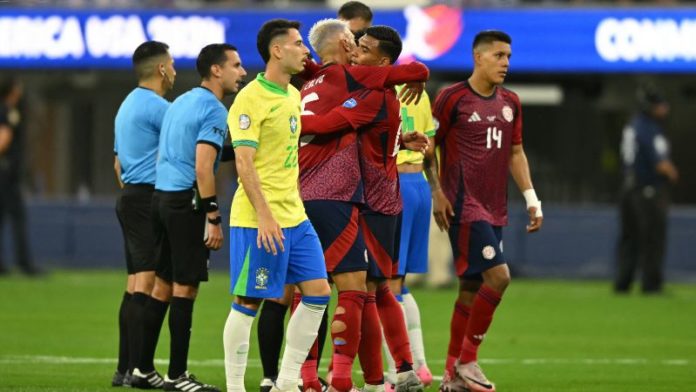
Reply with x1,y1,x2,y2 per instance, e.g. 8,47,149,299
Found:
0,173,33,271
615,186,669,293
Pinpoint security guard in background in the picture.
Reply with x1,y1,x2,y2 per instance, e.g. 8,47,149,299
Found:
0,77,39,276
615,86,679,294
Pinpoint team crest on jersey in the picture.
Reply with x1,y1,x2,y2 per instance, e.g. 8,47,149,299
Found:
289,115,298,133
255,267,269,290
502,106,514,122
342,98,357,109
482,245,496,260
239,114,251,130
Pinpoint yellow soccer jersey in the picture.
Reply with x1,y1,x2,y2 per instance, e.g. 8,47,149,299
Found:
228,73,306,228
396,87,437,166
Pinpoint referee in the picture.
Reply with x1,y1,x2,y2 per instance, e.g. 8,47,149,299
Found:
139,43,247,392
112,41,175,388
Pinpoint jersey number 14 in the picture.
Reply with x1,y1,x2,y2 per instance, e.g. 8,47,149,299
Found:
486,127,502,149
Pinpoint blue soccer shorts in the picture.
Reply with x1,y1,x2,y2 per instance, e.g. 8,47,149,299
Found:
396,173,432,276
448,220,505,280
229,220,327,299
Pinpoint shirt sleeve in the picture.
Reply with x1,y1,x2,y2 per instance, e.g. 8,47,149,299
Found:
432,88,453,146
197,104,227,151
511,94,523,145
229,91,263,149
332,89,385,130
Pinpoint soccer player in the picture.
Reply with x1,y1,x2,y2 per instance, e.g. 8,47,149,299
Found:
337,1,373,35
222,19,331,392
296,19,429,392
141,43,247,392
385,87,437,387
429,31,543,392
112,40,175,388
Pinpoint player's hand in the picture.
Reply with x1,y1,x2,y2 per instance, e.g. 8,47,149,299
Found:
398,82,425,105
257,212,285,255
402,132,429,154
205,213,224,250
526,206,543,233
432,189,454,231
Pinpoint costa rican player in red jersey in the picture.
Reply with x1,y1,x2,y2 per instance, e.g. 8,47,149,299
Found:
251,18,429,392
427,31,543,392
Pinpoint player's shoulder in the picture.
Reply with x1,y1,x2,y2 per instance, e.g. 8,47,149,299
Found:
435,81,470,104
498,85,521,104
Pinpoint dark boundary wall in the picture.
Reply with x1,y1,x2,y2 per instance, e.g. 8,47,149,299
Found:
1,199,694,282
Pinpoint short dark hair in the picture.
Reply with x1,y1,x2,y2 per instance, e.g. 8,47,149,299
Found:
637,84,667,110
473,30,512,50
338,1,373,23
196,43,238,79
132,41,170,80
364,25,402,64
257,19,301,64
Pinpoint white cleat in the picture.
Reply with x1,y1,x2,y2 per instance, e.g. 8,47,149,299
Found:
455,362,495,392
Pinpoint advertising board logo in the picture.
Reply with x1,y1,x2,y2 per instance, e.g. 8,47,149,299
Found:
400,5,463,63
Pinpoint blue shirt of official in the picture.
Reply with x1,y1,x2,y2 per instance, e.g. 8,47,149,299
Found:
114,87,169,185
155,87,227,191
621,113,671,188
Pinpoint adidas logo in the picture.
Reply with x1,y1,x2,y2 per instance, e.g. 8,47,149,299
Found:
468,112,481,122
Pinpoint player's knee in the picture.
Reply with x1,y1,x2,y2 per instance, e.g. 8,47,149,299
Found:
331,319,347,334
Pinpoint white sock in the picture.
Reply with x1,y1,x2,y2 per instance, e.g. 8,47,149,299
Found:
276,300,327,391
402,293,427,367
382,327,398,383
223,305,255,392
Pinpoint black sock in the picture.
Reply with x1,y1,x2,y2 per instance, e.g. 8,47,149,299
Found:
257,300,288,379
316,307,329,370
168,297,194,380
139,296,169,373
127,292,148,372
117,292,132,374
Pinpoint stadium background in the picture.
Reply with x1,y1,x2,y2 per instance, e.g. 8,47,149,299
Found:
1,0,694,280
1,2,696,391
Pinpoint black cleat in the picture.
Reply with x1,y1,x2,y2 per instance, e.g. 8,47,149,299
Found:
260,378,274,392
131,368,165,389
163,372,220,392
112,370,131,387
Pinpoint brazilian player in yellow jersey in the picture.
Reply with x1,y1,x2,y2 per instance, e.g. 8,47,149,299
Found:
223,19,331,392
387,86,438,385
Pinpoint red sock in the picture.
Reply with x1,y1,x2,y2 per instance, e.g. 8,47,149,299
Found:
301,359,320,391
447,301,470,374
291,292,302,314
459,285,502,364
376,283,413,372
331,291,366,391
358,293,383,385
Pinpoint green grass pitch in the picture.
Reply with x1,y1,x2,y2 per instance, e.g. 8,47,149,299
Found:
1,270,695,391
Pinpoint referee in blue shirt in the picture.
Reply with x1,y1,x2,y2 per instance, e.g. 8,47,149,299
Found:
113,40,175,388
137,43,246,392
616,86,679,294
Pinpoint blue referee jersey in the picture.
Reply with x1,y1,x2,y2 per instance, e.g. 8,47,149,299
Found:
155,87,227,191
114,87,169,184
621,113,671,188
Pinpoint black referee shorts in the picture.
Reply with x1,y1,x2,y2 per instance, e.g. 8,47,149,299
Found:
152,189,209,286
115,184,157,274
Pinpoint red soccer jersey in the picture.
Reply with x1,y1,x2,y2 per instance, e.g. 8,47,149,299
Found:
356,87,403,216
299,64,399,203
433,81,523,226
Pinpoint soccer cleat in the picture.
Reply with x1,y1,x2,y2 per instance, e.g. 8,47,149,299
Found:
111,370,130,387
415,365,433,387
260,378,275,392
318,377,329,392
384,383,395,392
130,368,165,389
455,362,495,392
163,372,220,392
394,370,423,392
438,370,469,392
361,384,385,392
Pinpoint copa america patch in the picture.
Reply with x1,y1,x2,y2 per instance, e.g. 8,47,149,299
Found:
482,245,496,260
239,114,251,130
502,106,514,122
342,98,357,108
